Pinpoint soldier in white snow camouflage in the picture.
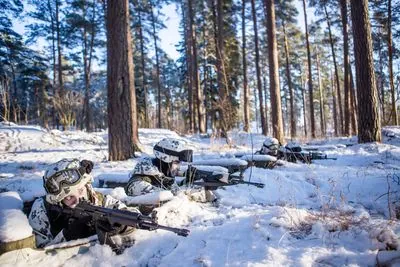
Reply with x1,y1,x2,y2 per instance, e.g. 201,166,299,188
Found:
125,138,193,197
29,159,136,251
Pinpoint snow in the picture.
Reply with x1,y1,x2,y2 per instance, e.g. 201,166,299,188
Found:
95,188,174,205
240,154,277,162
0,123,400,266
193,158,248,167
0,191,33,242
0,191,23,210
0,209,33,242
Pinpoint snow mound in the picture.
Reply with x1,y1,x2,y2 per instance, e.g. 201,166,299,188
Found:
0,191,23,210
0,209,33,242
240,154,277,162
95,187,174,205
193,158,248,167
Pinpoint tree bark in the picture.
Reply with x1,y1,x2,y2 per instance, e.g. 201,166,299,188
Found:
138,10,148,128
302,0,315,138
387,0,398,125
301,73,307,137
316,51,325,136
242,0,250,132
283,21,296,138
188,0,206,133
55,0,63,95
325,4,343,135
349,66,358,135
251,0,267,136
47,0,56,128
331,69,339,137
350,0,381,143
215,0,228,134
378,33,385,124
265,0,284,143
182,2,194,132
150,2,162,129
340,0,351,135
106,0,139,160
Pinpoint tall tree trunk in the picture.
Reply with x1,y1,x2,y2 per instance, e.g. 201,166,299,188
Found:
106,0,139,160
302,0,315,138
251,0,267,135
242,0,250,132
331,69,339,136
182,2,194,132
10,62,18,123
82,1,95,132
150,3,162,129
55,0,63,95
349,65,358,134
263,75,269,134
47,0,56,128
340,0,351,135
215,0,228,134
301,73,307,137
138,10,148,128
324,4,343,135
316,51,325,136
203,36,209,133
378,34,385,123
387,0,398,125
81,6,88,131
265,0,284,143
283,21,296,138
188,0,206,133
40,83,48,128
350,0,381,143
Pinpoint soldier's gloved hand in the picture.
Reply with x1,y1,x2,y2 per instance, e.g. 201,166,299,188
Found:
184,165,198,184
80,160,94,174
95,220,127,236
161,176,175,189
63,216,93,241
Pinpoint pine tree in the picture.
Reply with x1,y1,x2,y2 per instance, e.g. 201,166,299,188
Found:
64,0,104,132
264,0,284,143
350,0,381,142
251,0,267,135
302,0,316,138
107,0,140,160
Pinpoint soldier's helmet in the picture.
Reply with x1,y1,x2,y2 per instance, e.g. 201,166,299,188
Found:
262,137,280,156
153,138,193,163
43,159,93,204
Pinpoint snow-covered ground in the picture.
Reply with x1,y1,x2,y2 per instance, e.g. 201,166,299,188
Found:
0,122,399,266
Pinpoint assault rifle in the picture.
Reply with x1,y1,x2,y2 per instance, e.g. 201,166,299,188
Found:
182,165,265,190
53,201,190,237
309,151,337,161
192,178,265,189
279,147,337,164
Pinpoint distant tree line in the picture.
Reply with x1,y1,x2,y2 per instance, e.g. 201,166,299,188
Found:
1,0,399,146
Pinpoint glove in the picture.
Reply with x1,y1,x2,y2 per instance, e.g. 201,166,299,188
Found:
184,165,198,184
63,216,94,241
80,160,94,174
161,176,176,189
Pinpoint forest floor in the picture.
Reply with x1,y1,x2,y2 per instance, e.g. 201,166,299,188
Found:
0,122,400,266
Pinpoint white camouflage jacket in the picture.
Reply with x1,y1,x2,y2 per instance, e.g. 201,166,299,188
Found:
125,157,177,197
28,184,127,248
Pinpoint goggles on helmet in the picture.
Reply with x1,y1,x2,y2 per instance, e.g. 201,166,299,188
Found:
153,145,193,162
43,168,84,195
